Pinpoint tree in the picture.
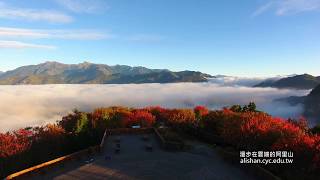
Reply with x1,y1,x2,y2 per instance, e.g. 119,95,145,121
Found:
194,106,209,119
311,124,320,135
248,102,257,112
75,113,90,134
59,110,81,132
132,110,156,127
230,102,256,113
230,105,242,112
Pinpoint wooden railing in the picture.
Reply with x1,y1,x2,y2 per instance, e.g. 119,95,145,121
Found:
99,128,109,152
6,128,109,180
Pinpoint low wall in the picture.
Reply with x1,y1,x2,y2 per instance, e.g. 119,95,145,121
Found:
6,128,109,180
109,128,154,135
6,146,100,180
197,130,225,145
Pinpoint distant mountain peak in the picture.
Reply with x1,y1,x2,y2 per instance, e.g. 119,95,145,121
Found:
42,61,64,65
79,61,92,65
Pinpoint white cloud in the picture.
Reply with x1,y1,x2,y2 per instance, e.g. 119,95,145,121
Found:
0,2,72,23
0,83,309,132
253,0,320,16
252,2,275,17
0,27,164,45
55,0,109,13
208,75,288,87
0,40,56,49
0,27,112,40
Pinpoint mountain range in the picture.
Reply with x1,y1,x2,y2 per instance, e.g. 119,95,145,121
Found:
0,61,212,85
254,74,320,90
0,62,318,88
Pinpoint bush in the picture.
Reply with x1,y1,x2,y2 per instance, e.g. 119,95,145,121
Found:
0,129,32,158
202,108,320,179
164,109,196,131
132,110,156,127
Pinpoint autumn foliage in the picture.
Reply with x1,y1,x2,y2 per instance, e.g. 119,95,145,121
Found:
129,110,156,127
1,104,320,179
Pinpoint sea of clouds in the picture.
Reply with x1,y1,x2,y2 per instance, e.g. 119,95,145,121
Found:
207,76,284,87
0,82,310,132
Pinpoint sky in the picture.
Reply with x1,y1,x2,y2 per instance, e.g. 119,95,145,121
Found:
0,0,319,77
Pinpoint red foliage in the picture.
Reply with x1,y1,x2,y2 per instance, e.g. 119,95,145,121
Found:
0,129,32,158
133,110,156,127
122,110,155,128
144,106,168,122
203,108,320,175
288,117,309,133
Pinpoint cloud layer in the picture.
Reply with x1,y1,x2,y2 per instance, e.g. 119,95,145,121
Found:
208,76,283,87
0,26,164,49
55,0,109,13
0,83,309,132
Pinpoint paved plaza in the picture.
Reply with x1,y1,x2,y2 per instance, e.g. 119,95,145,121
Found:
33,134,255,180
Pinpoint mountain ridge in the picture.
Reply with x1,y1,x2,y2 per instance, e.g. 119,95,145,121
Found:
254,74,320,90
0,61,211,85
274,84,320,124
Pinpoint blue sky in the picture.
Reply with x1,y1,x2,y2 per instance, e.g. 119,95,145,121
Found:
0,0,319,77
